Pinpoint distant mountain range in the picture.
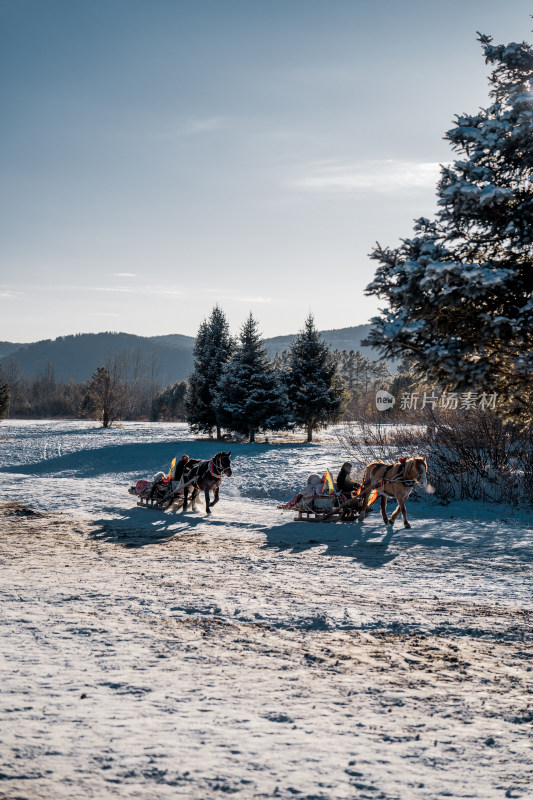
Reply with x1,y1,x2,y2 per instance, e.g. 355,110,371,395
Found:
0,324,380,384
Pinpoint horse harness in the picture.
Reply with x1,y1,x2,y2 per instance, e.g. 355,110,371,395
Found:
183,455,228,487
208,455,227,478
360,458,418,498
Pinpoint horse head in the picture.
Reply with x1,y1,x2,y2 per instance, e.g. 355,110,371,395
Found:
213,451,232,477
406,456,427,486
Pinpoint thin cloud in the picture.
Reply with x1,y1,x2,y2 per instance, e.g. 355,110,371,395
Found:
194,288,272,303
83,312,120,317
289,159,444,193
230,296,272,304
89,287,183,297
0,290,22,299
113,272,137,278
168,117,228,138
91,287,136,294
35,285,183,297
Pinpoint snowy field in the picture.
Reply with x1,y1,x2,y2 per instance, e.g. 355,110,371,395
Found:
0,420,532,800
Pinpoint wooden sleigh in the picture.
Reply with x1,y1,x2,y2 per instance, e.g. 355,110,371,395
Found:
128,474,195,510
279,484,379,523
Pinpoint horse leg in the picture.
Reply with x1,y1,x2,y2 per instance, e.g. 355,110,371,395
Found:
357,469,375,522
399,498,410,528
390,495,410,527
211,485,220,507
381,496,390,525
191,488,199,511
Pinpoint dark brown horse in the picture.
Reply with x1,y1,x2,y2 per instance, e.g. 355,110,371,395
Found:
182,451,232,515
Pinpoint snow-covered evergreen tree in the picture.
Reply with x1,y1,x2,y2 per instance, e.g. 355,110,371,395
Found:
365,32,533,425
285,314,346,442
186,306,234,439
215,314,290,442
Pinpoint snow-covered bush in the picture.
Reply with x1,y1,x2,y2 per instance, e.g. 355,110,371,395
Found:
414,409,532,503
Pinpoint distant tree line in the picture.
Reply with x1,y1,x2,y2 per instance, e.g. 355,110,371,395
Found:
0,311,394,433
0,350,187,425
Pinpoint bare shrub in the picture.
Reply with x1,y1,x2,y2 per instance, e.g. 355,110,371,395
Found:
339,407,533,505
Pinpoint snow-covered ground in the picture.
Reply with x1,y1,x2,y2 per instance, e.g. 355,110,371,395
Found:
1,420,531,800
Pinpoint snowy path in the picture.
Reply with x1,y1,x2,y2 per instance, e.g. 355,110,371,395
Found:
0,421,532,799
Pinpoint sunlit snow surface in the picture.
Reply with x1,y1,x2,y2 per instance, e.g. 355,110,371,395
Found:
0,420,532,799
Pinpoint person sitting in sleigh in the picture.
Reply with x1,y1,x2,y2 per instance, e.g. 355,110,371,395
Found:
336,462,360,496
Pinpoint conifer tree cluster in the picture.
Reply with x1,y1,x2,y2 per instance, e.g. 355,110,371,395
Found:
365,31,533,426
186,309,346,441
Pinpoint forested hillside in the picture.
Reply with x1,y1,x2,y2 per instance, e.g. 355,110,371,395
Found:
1,325,380,384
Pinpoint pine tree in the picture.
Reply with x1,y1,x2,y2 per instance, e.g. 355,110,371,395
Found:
285,314,346,442
370,361,392,389
151,380,187,421
335,349,383,397
365,31,533,426
338,350,357,393
186,306,233,439
0,365,9,420
215,314,290,442
272,349,290,374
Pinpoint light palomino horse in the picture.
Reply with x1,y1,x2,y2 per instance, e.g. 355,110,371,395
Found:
358,457,427,529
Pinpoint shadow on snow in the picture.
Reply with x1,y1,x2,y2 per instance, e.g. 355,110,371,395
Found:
260,509,530,570
87,503,264,549
1,439,315,479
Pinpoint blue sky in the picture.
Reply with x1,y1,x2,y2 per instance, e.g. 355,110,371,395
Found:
1,0,530,341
